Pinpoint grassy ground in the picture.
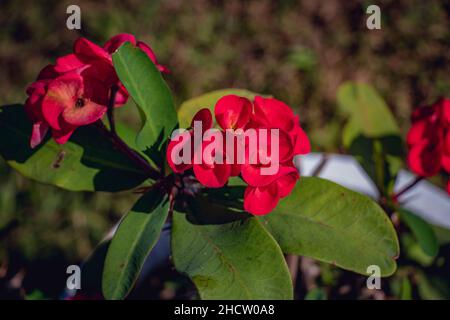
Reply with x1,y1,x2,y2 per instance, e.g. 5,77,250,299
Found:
0,0,449,298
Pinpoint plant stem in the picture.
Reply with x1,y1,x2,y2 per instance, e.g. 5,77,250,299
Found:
95,84,163,181
95,121,162,180
107,85,119,134
311,154,329,176
392,176,423,201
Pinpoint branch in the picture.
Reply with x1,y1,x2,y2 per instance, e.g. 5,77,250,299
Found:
95,121,162,181
95,84,163,181
392,176,423,201
311,154,329,176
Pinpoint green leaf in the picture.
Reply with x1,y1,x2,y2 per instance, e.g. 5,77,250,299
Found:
113,42,178,152
0,105,148,192
399,276,413,300
401,234,434,266
260,177,399,276
416,271,450,299
432,225,450,245
171,212,293,299
399,208,438,257
177,89,263,128
81,240,111,295
102,189,169,300
337,82,400,140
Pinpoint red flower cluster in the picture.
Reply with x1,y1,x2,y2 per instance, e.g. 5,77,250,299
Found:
25,34,167,148
166,95,310,215
407,98,450,194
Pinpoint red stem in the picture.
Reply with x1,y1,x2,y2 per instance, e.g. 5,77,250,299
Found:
95,121,162,181
95,85,162,181
392,176,423,201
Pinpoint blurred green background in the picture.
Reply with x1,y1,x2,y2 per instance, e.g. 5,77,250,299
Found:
0,0,449,299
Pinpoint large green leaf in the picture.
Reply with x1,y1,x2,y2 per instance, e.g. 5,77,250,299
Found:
172,212,293,299
0,105,147,192
337,82,400,140
102,189,168,300
177,89,263,128
260,177,399,276
399,208,438,257
113,42,178,152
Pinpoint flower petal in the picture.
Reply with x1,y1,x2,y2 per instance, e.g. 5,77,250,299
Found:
114,85,129,106
191,108,213,131
62,100,107,126
166,131,193,173
408,140,442,177
243,184,280,215
42,73,84,130
407,119,429,146
253,96,296,132
52,125,76,145
442,153,450,173
242,163,297,187
442,98,450,125
136,41,169,73
37,64,59,80
103,33,137,54
193,162,231,188
74,37,111,62
215,95,252,130
276,170,299,198
55,54,86,73
292,124,310,155
30,122,49,148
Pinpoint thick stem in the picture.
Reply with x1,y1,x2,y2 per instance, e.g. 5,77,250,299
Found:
95,121,161,180
392,176,423,201
97,84,162,180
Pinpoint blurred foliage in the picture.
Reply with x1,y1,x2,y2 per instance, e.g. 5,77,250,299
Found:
0,0,449,298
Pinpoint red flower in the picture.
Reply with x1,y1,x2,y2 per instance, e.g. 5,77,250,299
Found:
43,73,109,143
25,34,167,148
407,97,450,194
166,95,310,215
241,96,309,215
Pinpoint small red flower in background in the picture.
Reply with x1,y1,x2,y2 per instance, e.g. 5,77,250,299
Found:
25,34,167,148
166,95,310,215
407,97,450,194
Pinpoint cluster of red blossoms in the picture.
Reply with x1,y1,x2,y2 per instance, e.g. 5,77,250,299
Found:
407,98,450,194
25,34,167,148
166,95,310,215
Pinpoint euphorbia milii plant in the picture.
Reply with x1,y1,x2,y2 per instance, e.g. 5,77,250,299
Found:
0,35,400,300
